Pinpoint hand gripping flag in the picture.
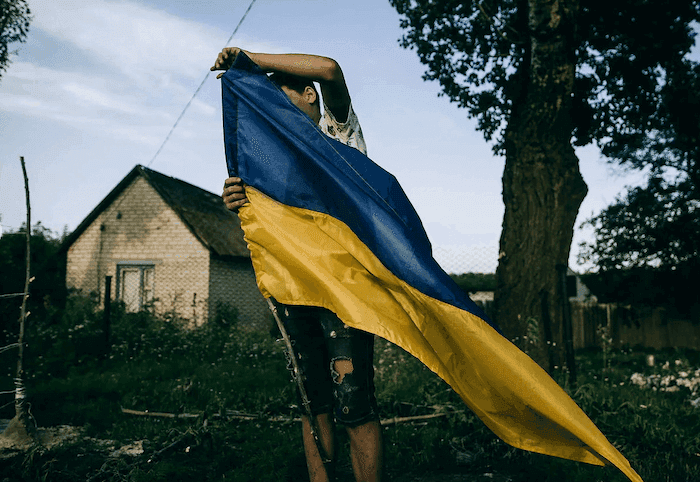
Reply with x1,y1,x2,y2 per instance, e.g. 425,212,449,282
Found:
220,53,642,482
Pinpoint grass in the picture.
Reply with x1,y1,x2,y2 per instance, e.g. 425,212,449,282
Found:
1,295,699,481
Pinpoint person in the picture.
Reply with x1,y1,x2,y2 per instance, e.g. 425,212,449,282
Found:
212,48,383,482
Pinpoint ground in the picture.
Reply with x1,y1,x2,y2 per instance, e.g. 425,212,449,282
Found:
1,417,515,482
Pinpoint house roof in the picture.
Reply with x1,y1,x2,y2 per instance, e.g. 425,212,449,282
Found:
60,165,250,258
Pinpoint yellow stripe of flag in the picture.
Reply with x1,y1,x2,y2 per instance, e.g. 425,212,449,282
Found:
239,187,643,482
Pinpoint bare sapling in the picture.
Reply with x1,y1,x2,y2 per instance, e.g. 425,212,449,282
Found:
2,156,36,443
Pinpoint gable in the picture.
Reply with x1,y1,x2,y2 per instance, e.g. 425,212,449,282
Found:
61,165,249,258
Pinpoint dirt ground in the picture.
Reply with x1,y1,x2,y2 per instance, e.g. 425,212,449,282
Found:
0,418,144,460
1,419,512,481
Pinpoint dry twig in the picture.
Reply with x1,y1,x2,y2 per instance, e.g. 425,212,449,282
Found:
121,407,464,425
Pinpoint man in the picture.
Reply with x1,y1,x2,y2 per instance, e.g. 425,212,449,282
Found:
212,48,382,482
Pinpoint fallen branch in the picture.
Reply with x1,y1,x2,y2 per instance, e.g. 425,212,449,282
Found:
0,293,27,299
121,407,257,420
380,411,464,426
121,408,199,419
121,407,464,425
0,343,20,355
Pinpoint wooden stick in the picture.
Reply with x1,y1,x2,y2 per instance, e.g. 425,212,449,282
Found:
380,411,463,426
121,407,257,420
121,407,464,425
12,156,34,437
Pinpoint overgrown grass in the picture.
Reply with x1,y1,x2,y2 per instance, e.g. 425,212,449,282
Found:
2,295,699,481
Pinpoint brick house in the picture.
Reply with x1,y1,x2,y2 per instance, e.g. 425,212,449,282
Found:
61,165,268,326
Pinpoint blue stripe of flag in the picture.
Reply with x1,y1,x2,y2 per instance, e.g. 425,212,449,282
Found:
221,53,498,331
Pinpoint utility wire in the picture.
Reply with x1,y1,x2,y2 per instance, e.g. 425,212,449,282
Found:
146,0,258,168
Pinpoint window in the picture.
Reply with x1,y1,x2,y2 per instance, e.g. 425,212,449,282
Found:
117,264,155,312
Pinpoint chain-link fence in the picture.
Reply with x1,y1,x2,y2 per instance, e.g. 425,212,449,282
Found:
433,245,499,274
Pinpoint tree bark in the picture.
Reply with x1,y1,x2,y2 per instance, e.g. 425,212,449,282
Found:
495,0,587,369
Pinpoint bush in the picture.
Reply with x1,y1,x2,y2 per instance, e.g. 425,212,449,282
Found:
449,272,496,293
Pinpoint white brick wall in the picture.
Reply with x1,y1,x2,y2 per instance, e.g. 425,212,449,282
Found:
67,176,210,322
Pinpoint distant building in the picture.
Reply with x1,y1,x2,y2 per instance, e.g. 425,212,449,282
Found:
468,268,595,305
469,291,495,304
566,267,597,303
61,165,267,326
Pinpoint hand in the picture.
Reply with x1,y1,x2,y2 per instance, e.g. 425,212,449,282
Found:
211,47,246,79
222,176,249,211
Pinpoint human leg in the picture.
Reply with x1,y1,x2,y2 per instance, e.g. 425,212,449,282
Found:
321,313,383,482
346,419,383,482
275,302,336,480
302,413,335,482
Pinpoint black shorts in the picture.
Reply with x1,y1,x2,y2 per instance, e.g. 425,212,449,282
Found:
275,300,379,427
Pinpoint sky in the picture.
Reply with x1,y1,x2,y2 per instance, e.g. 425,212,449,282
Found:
0,0,676,274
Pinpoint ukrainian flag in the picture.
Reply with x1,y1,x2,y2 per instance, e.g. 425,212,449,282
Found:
220,53,642,482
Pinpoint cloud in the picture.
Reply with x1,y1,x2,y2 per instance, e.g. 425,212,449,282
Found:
1,62,170,126
61,82,144,115
30,0,225,85
2,2,281,148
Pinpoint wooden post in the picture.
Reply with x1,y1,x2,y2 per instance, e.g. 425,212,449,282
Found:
539,289,555,373
104,275,112,355
557,264,577,388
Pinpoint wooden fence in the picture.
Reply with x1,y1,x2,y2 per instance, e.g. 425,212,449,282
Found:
570,301,700,350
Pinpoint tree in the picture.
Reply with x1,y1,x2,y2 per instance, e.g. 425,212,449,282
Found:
580,60,700,271
390,0,700,364
578,60,699,318
0,223,67,346
0,0,32,80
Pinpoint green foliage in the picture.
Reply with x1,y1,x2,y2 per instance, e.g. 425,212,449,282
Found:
0,0,32,79
580,265,698,318
578,58,700,270
579,41,700,272
449,272,496,293
390,0,700,155
579,177,700,270
579,61,699,270
3,295,700,481
0,222,67,348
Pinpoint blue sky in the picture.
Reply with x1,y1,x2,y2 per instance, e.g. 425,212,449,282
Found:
0,0,666,273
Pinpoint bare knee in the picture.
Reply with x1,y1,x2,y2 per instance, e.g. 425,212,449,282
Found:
332,357,354,384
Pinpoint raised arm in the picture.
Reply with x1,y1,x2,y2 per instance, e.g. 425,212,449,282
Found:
211,48,351,122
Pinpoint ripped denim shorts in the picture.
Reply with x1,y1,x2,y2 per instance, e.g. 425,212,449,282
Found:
274,300,379,427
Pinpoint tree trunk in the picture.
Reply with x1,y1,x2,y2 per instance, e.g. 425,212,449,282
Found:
495,0,587,369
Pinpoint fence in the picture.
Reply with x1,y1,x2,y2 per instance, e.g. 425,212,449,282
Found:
433,245,700,352
571,301,700,351
433,245,499,274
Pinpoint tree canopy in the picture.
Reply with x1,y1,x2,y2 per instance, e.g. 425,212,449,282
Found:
0,0,32,80
580,60,700,271
390,1,700,152
0,223,67,345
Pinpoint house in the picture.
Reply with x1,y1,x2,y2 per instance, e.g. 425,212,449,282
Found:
566,267,597,303
61,165,268,326
465,268,595,306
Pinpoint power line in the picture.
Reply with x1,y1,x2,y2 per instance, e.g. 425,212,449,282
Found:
146,0,258,168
